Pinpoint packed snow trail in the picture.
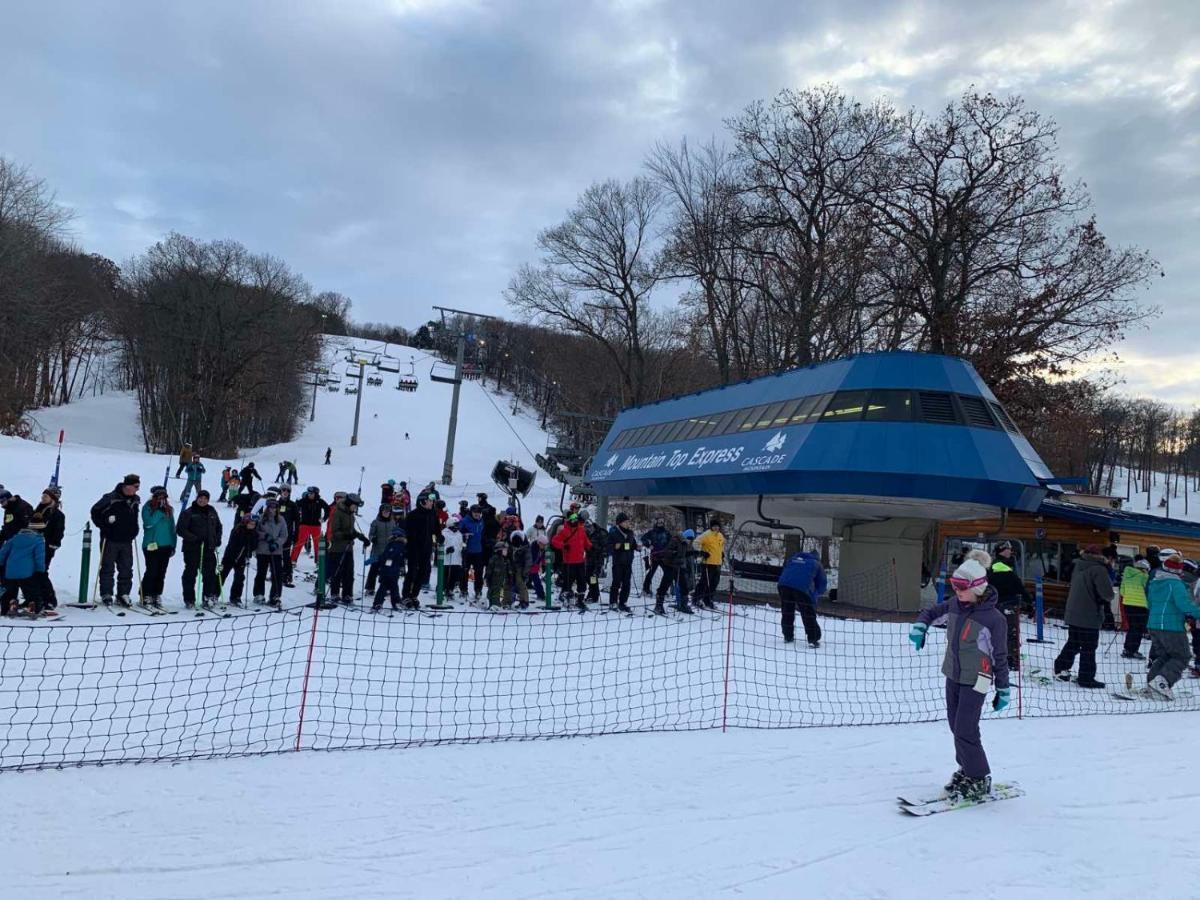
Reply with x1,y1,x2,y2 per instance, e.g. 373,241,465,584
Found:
3,713,1190,899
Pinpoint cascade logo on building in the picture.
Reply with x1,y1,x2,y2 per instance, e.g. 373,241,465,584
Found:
605,453,619,468
764,432,787,452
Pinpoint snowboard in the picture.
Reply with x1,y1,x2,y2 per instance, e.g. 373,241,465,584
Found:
897,782,1023,816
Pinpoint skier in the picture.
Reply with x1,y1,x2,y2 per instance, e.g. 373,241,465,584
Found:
364,503,397,595
286,460,299,485
328,493,369,604
219,515,259,607
324,447,332,465
239,462,261,494
529,514,548,545
174,442,193,478
401,492,438,607
253,500,289,607
234,485,261,518
607,512,636,612
660,527,697,615
1052,544,1113,689
528,534,548,605
486,538,515,608
581,511,607,605
0,488,34,546
139,486,176,609
550,513,591,610
397,481,411,515
276,484,299,587
32,486,65,610
639,517,671,599
477,492,499,565
220,466,232,501
909,549,1010,802
370,527,407,612
275,461,288,484
509,531,531,608
178,489,222,610
441,519,464,598
0,522,47,617
695,519,725,609
292,486,329,562
89,474,141,608
460,506,486,599
777,548,827,646
987,541,1028,671
381,480,396,507
1142,554,1200,699
1119,558,1151,659
180,455,205,505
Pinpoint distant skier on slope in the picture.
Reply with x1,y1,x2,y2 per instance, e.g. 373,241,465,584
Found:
909,549,1010,802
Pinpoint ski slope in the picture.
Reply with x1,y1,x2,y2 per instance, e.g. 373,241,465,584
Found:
4,336,565,606
4,713,1194,899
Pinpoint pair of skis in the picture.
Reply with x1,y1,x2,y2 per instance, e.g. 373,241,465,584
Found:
897,782,1024,816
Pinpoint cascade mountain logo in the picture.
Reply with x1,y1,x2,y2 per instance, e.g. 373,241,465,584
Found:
604,454,619,468
764,432,787,453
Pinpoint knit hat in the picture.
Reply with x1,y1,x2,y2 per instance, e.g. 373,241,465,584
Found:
682,528,696,539
1134,559,1151,571
387,479,396,486
951,549,992,596
615,512,630,524
150,485,168,498
196,489,211,499
390,527,407,539
123,474,141,486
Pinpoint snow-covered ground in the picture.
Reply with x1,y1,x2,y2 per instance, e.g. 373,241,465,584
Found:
5,713,1193,899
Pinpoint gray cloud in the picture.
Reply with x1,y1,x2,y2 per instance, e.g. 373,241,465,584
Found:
2,0,1195,398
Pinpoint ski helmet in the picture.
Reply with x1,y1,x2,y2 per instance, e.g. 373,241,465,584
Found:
387,479,396,486
345,493,362,506
390,527,407,539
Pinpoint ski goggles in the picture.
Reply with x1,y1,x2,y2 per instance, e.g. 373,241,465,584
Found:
949,574,988,592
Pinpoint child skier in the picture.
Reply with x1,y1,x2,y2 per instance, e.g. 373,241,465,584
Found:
486,539,515,608
0,524,47,617
442,520,465,598
220,515,259,606
1143,554,1200,699
909,549,1010,801
371,527,407,612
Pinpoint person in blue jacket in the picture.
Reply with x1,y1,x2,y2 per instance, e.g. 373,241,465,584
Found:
1143,554,1200,700
459,506,487,600
777,549,827,647
371,528,408,613
0,525,47,616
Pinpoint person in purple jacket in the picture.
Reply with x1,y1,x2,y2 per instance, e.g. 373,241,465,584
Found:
909,549,1011,801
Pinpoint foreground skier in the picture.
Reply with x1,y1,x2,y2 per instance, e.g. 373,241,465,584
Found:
909,549,1010,802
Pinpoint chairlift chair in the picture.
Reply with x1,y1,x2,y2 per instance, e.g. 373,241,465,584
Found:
429,361,460,385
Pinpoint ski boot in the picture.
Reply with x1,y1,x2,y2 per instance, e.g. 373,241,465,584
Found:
267,598,282,610
943,769,967,796
252,595,266,606
100,595,114,608
675,603,695,614
702,598,716,610
1149,675,1174,700
1121,651,1145,660
149,596,164,611
229,598,244,609
653,600,666,616
575,596,588,612
954,775,992,802
115,595,132,609
405,598,420,610
618,603,632,614
809,639,821,649
201,596,217,611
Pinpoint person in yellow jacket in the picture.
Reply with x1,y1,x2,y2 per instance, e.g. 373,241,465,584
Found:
695,520,725,610
1120,557,1150,660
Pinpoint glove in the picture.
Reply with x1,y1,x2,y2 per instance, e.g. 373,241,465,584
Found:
445,547,455,556
358,534,370,546
908,622,927,650
993,688,1011,712
366,556,377,565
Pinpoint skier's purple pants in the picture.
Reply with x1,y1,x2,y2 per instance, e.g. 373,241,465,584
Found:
946,679,989,778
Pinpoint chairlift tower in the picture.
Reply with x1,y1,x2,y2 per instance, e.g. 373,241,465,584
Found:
432,304,497,485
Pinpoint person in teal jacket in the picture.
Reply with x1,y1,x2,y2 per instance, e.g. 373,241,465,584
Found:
0,526,47,616
140,486,177,608
1143,555,1200,699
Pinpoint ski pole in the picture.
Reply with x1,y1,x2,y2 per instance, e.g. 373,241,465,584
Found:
134,544,144,604
50,429,64,487
357,466,365,495
92,537,106,604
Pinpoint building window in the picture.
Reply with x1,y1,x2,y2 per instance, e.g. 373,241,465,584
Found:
863,390,913,422
821,391,870,422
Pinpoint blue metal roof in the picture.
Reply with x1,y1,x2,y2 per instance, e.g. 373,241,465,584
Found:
588,351,1054,513
1039,498,1200,540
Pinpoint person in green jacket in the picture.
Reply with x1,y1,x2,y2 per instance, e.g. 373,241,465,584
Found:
140,486,176,608
1143,555,1200,700
1120,558,1150,659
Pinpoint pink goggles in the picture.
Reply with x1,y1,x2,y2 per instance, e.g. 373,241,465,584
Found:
949,575,987,592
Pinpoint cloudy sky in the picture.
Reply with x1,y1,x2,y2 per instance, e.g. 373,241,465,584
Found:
2,0,1196,400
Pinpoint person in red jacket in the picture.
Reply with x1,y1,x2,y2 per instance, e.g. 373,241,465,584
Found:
551,513,592,610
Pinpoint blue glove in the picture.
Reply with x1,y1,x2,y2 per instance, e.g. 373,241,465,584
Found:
366,556,377,566
908,622,928,650
993,688,1011,712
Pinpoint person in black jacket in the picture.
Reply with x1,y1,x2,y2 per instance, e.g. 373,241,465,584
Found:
581,512,608,604
31,487,65,610
234,487,261,518
292,486,329,562
239,462,261,494
178,490,223,608
402,493,438,606
89,474,141,606
477,492,499,565
276,484,299,586
988,541,1029,672
607,512,637,612
0,489,35,547
220,515,259,605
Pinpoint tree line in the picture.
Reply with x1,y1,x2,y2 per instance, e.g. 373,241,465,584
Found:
487,84,1166,485
0,157,352,456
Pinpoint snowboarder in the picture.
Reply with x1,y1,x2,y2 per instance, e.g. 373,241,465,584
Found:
89,474,141,607
178,489,222,609
1052,544,1113,689
778,548,827,646
607,513,636,612
909,549,1010,802
219,515,259,607
371,527,407,612
550,513,591,610
1119,558,1150,659
0,523,47,616
364,503,397,595
32,487,65,610
253,500,289,607
174,443,193,478
695,520,725,609
139,486,176,609
1143,554,1200,699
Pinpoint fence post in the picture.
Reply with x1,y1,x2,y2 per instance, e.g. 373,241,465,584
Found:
75,523,92,606
543,548,555,610
316,536,328,606
433,544,448,608
1027,576,1048,643
934,563,947,605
